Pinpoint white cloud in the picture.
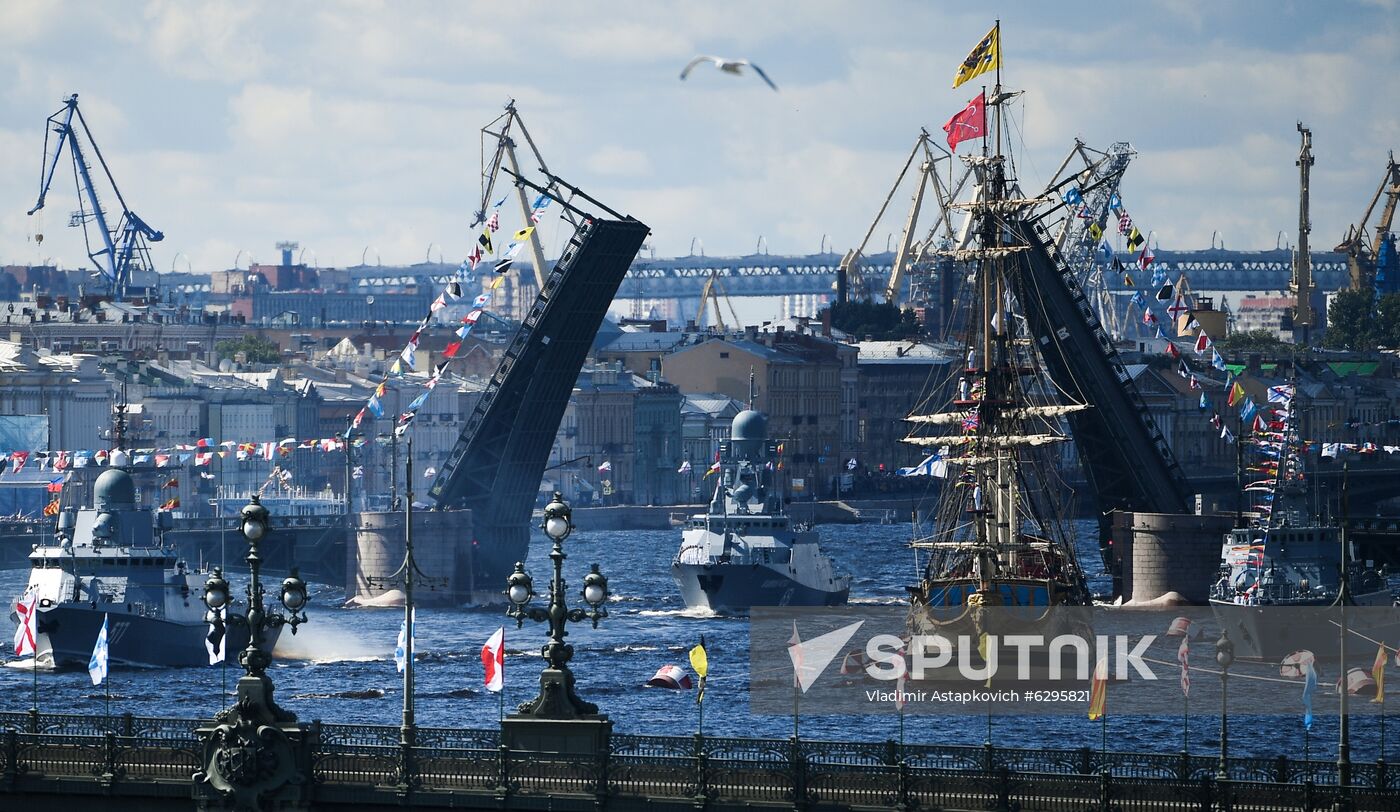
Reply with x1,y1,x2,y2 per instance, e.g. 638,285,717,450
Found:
0,0,1397,273
139,0,269,82
586,146,653,177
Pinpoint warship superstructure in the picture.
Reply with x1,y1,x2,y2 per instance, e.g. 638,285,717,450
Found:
13,467,274,669
671,410,850,613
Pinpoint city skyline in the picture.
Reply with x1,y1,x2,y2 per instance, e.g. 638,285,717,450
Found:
1,1,1397,275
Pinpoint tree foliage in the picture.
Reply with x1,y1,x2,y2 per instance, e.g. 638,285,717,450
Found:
827,300,921,340
1324,289,1400,350
1216,328,1290,354
215,334,282,364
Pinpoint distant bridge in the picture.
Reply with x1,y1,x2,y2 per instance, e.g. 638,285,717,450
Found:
161,248,1351,300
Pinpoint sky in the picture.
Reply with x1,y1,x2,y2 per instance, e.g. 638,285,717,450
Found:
1,0,1397,275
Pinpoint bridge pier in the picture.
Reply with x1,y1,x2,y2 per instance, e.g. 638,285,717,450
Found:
345,510,473,607
1116,511,1236,604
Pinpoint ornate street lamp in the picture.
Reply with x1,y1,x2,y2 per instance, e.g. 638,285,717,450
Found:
1215,629,1234,784
505,492,609,720
196,495,311,809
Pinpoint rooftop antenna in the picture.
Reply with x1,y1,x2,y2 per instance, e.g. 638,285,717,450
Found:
748,366,756,410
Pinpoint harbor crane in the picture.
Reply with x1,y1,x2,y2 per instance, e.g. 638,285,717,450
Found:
840,130,967,308
28,94,163,300
696,267,741,331
1334,153,1400,294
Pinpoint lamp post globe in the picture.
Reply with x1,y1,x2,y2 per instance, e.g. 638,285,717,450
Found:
582,564,608,610
507,562,535,611
542,491,572,542
240,495,269,542
280,569,308,615
202,568,230,615
1214,632,1234,671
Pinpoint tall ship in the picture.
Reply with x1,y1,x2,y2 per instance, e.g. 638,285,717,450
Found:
901,73,1091,645
1209,382,1395,660
671,409,850,613
12,467,276,669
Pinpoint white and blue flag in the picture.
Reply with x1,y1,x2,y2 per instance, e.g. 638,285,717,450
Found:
88,614,109,686
394,609,416,673
897,448,949,479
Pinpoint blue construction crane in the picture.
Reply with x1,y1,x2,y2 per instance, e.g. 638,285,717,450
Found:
27,93,163,299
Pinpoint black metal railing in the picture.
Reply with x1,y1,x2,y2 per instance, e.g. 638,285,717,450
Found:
1,711,1394,810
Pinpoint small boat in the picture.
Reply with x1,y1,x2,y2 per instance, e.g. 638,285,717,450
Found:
671,409,850,614
12,467,276,669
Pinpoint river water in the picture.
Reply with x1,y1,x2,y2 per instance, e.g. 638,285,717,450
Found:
1,520,1393,762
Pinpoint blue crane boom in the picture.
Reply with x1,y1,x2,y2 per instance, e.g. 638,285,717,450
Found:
27,93,163,298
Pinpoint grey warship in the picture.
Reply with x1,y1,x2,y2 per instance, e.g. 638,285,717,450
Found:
671,410,850,614
13,468,276,669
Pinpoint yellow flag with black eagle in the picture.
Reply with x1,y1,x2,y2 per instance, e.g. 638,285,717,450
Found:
953,24,1000,89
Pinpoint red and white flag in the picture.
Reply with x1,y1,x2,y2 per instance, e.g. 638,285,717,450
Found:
482,626,505,693
942,91,986,152
645,664,693,690
13,592,37,657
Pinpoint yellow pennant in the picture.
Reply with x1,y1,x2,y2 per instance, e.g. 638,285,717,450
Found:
1373,642,1387,704
1088,657,1108,720
689,639,709,703
512,226,536,243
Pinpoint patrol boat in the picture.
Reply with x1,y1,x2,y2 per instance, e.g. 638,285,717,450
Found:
14,467,277,669
671,409,850,613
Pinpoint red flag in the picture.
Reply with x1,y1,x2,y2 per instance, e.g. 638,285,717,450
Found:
942,92,986,151
482,626,504,693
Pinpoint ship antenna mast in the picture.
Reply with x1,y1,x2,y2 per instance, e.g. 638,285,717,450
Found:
113,380,128,459
1290,123,1316,346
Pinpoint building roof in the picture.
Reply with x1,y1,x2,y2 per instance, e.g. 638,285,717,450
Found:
666,336,803,364
599,331,689,354
855,340,954,365
682,392,745,418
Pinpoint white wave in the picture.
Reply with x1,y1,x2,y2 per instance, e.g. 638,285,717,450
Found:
273,625,383,663
637,607,720,619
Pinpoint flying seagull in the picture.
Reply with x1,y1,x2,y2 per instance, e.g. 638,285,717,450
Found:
679,56,778,91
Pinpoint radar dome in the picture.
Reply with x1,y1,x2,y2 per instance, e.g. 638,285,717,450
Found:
731,410,768,441
93,468,136,510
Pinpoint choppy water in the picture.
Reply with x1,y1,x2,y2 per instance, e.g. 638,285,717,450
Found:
1,521,1393,762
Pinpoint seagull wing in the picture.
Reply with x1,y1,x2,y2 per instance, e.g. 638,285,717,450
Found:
744,61,779,92
680,55,723,80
